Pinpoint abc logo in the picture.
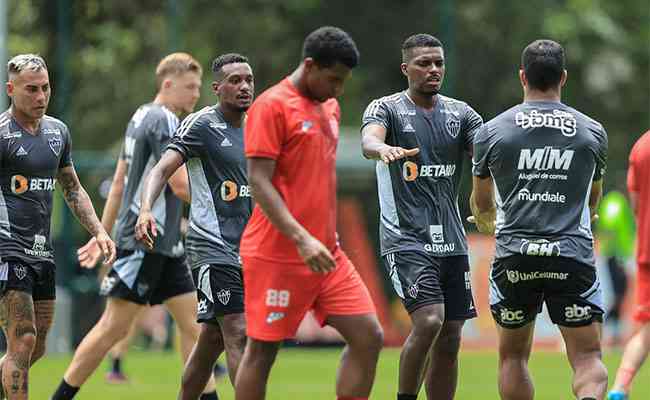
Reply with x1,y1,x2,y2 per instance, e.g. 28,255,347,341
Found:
564,304,591,320
500,308,525,323
10,175,28,194
402,161,418,182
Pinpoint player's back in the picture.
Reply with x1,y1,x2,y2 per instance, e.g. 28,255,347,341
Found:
113,103,184,257
474,101,607,264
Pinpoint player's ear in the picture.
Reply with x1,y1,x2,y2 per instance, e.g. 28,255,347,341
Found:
5,81,13,97
518,69,527,90
303,57,315,73
162,78,173,90
560,69,568,88
212,81,220,95
400,62,408,77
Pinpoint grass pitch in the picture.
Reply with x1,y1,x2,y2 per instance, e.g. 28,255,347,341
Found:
31,347,649,399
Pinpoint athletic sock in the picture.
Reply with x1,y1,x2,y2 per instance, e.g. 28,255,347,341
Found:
51,379,79,400
397,394,417,400
111,356,122,374
200,391,219,400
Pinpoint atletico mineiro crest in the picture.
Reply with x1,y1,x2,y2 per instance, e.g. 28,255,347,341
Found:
445,117,461,138
217,289,231,305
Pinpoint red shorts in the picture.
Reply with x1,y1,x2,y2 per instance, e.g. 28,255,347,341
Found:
634,262,650,322
242,248,376,341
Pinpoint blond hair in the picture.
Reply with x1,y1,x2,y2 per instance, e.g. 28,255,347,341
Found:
155,52,202,90
8,54,47,79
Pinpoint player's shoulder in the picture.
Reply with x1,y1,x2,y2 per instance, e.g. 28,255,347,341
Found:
562,104,605,132
42,114,70,137
177,106,215,134
145,103,180,126
371,91,404,106
0,112,12,137
437,94,468,107
255,79,293,105
487,103,520,128
438,94,482,121
42,114,68,130
364,92,410,119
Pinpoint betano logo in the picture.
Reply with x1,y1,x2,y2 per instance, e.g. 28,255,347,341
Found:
517,188,566,204
517,147,574,171
402,161,456,182
220,180,250,202
11,175,56,194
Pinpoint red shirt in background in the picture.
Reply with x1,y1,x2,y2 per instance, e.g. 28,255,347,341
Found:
627,130,650,264
241,78,340,264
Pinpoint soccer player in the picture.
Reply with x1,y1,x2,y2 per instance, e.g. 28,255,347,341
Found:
234,27,384,400
0,54,116,400
52,53,218,400
471,39,608,400
607,129,650,400
361,33,482,400
136,53,253,399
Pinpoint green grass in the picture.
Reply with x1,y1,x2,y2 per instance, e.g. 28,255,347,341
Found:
30,347,649,399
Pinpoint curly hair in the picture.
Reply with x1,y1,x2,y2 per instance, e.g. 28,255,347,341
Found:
302,26,359,69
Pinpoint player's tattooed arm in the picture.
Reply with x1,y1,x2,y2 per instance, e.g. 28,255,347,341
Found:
361,123,419,163
57,166,116,263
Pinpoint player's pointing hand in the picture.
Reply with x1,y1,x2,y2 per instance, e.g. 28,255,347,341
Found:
379,146,419,164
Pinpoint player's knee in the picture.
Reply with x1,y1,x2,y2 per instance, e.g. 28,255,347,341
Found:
246,339,280,365
366,323,384,351
414,313,444,337
11,325,37,354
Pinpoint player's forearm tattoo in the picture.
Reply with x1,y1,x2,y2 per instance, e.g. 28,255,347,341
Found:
58,168,104,236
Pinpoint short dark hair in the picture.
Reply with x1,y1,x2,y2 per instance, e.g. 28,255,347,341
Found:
402,34,443,62
521,39,565,91
212,53,249,79
302,26,359,69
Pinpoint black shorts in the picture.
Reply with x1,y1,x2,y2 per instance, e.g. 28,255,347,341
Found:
192,264,244,323
0,258,55,301
490,255,604,329
100,249,195,305
382,252,476,320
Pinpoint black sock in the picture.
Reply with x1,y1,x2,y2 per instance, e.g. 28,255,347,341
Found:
51,379,80,400
200,391,219,400
111,356,122,374
397,394,417,400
